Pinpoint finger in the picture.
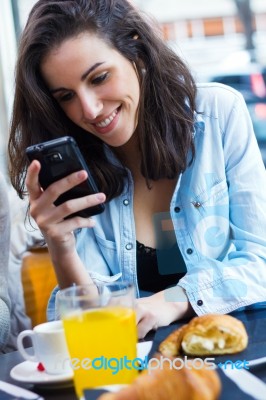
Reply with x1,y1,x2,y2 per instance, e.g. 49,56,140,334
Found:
56,192,105,220
25,160,43,201
135,304,157,339
33,191,105,225
38,216,97,240
40,170,89,204
137,316,157,339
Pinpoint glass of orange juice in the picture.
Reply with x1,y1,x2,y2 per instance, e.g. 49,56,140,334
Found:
57,282,138,399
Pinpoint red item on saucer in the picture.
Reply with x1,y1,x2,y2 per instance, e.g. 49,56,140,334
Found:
37,362,45,372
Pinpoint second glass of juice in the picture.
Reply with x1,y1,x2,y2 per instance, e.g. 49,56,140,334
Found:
57,282,138,399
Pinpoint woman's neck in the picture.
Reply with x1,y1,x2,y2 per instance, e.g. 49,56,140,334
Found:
113,132,141,177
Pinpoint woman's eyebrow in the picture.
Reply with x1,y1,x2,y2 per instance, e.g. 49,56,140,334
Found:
50,62,105,94
81,62,105,81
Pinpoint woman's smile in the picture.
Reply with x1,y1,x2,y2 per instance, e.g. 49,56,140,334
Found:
41,33,140,147
92,106,121,135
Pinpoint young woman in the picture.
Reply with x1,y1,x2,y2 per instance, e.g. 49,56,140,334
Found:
8,0,266,338
0,172,11,352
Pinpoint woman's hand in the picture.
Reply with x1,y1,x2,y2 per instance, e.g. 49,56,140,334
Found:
135,288,194,339
25,160,106,287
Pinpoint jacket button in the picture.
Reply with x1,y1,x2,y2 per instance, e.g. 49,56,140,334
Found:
193,201,201,208
197,300,203,306
174,206,181,213
123,199,129,206
186,248,193,255
125,243,133,250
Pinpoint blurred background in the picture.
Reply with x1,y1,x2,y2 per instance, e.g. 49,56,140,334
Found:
0,0,265,180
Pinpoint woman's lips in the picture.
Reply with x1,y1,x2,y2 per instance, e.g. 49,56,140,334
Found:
95,109,118,128
93,107,120,135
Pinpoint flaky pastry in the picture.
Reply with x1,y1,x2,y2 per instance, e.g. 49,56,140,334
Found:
98,354,221,400
159,314,248,357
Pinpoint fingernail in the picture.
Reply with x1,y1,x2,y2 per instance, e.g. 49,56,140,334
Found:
96,193,105,201
77,171,86,179
88,218,96,226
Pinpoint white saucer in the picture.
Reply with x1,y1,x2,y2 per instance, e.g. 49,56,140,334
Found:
10,361,74,386
10,342,152,387
137,341,153,359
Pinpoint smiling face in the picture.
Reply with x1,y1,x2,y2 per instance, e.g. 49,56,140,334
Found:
40,32,140,147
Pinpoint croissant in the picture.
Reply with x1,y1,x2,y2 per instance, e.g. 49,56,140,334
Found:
97,355,221,400
159,314,248,357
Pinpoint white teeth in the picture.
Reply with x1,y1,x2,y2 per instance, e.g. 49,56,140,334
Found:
96,109,118,128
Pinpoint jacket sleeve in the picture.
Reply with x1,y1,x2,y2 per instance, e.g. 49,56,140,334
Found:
178,88,266,315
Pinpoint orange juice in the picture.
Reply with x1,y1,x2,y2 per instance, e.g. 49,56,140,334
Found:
62,306,137,398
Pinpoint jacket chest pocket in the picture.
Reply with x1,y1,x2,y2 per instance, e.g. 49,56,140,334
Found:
94,234,121,276
192,179,229,217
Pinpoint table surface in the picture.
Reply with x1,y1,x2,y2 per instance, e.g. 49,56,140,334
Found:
1,308,266,400
0,349,77,400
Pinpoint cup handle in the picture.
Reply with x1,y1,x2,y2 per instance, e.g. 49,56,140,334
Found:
17,330,38,362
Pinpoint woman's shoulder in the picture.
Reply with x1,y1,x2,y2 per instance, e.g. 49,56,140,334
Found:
196,82,245,108
195,82,247,121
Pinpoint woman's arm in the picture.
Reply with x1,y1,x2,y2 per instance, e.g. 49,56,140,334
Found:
177,86,266,316
135,87,266,337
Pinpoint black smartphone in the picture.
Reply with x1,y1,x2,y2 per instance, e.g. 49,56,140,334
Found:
26,136,105,218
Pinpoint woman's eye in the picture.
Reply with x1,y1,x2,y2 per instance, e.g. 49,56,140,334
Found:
59,92,74,102
92,72,109,85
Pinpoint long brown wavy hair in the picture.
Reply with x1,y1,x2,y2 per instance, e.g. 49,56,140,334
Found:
8,0,197,201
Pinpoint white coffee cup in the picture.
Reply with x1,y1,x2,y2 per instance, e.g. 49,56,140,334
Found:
17,320,72,375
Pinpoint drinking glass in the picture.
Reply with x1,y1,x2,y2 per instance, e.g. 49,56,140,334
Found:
57,282,138,399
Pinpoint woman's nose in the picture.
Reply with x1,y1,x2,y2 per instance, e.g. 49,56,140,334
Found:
79,92,103,120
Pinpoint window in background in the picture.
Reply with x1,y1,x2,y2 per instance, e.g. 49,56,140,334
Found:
0,0,17,178
0,0,36,178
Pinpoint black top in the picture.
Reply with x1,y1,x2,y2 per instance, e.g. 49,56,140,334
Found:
136,240,187,293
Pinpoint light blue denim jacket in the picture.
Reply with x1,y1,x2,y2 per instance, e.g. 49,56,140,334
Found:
47,83,266,320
